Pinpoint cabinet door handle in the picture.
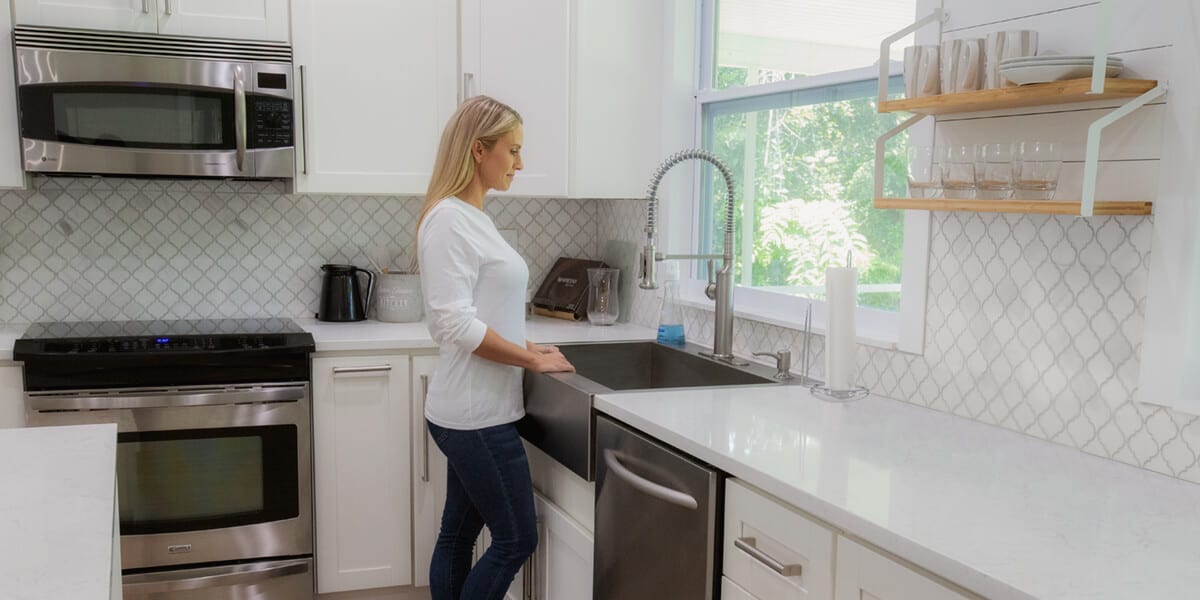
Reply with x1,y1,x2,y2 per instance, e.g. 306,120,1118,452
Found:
460,72,475,104
332,365,392,375
142,0,151,14
163,0,173,15
298,65,309,175
419,374,430,483
734,537,803,577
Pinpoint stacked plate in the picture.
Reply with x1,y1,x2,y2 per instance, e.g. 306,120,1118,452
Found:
999,54,1124,85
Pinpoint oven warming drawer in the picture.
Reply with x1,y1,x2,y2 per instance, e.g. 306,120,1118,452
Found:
123,557,312,600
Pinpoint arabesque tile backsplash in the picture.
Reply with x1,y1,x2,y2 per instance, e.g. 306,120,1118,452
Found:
1,177,1197,486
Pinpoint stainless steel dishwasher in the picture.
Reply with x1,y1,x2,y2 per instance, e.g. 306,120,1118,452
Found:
594,414,722,599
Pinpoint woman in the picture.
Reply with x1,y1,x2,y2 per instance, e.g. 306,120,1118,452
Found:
416,95,574,600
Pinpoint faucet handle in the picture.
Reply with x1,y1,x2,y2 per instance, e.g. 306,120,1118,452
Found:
752,350,793,380
705,260,717,300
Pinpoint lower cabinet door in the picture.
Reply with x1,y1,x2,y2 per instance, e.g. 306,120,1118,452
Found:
722,576,761,600
533,492,593,600
411,355,448,588
834,537,975,600
312,355,412,593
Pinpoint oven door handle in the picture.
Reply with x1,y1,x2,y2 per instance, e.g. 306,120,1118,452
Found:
28,386,305,411
603,449,698,510
123,558,309,594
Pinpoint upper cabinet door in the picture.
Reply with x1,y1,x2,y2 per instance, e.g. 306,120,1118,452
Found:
157,0,289,42
462,0,569,198
292,0,457,195
13,0,158,33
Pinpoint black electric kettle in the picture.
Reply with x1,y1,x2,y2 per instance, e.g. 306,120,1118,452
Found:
317,264,375,322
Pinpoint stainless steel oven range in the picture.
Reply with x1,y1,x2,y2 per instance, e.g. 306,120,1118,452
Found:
15,319,316,600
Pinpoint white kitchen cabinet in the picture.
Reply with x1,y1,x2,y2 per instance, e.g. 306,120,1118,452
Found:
722,577,760,600
291,0,457,195
13,0,288,41
834,537,976,600
460,0,569,197
724,479,835,599
312,355,412,593
568,0,665,198
531,492,593,600
411,354,447,589
0,364,25,428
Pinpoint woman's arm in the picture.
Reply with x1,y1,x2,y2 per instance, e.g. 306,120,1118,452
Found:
474,329,574,373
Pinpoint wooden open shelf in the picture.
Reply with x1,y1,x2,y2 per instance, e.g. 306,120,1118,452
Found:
873,197,1153,216
878,78,1159,115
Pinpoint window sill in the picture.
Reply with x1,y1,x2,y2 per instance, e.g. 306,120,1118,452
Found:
676,283,906,352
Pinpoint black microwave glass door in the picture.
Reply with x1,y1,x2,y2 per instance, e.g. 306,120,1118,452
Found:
116,425,299,535
19,84,234,150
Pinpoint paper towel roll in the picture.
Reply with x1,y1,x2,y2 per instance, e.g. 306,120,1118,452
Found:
825,265,857,390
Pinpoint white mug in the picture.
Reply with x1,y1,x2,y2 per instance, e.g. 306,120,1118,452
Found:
941,38,984,93
985,30,1038,88
903,45,941,97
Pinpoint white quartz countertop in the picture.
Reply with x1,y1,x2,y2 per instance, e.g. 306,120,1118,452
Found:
595,387,1200,600
297,316,656,353
0,423,119,600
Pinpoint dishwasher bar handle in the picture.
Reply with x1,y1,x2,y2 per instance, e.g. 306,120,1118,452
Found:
603,449,698,510
734,536,803,577
29,386,305,411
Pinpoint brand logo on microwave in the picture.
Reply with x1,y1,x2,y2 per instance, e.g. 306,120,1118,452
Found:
40,156,57,162
167,544,193,554
556,277,577,285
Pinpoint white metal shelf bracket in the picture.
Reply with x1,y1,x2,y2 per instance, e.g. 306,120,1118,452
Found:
1080,84,1167,216
874,9,948,198
875,114,926,199
1089,0,1113,94
877,8,949,105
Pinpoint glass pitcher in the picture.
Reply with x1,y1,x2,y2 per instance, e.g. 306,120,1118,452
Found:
587,267,620,326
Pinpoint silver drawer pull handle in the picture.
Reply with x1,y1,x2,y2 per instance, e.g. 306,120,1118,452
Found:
332,365,392,375
603,449,698,510
735,537,803,577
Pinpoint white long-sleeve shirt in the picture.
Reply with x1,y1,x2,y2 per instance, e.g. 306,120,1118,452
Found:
417,197,529,429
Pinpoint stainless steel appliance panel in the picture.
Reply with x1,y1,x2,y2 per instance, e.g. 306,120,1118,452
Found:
594,415,721,600
123,557,313,600
27,384,312,570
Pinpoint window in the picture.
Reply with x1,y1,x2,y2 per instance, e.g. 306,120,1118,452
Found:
685,0,928,351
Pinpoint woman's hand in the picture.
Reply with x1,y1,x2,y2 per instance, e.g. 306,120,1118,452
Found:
526,343,575,373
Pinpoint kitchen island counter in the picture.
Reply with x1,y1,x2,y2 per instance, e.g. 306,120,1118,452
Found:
596,387,1200,600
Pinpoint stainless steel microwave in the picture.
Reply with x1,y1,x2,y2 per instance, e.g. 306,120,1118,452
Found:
14,26,295,179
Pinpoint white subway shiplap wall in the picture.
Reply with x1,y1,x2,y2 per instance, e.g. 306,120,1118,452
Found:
596,1,1200,484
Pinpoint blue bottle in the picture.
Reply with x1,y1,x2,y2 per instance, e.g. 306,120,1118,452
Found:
656,262,685,346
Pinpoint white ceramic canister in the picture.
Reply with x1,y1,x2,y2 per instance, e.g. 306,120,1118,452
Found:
375,273,424,322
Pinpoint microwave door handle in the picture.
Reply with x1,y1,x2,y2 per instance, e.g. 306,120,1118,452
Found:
234,65,247,172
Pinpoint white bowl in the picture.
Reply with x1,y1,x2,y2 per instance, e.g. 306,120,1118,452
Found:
1000,57,1123,69
1000,54,1124,64
1000,63,1122,85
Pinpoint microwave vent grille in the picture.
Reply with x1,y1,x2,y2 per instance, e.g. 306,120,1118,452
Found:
13,25,291,63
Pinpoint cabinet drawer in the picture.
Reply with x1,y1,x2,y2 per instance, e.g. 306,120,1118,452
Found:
834,536,976,600
723,479,835,599
722,576,760,600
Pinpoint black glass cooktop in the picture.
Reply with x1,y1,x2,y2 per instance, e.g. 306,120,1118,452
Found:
15,319,315,391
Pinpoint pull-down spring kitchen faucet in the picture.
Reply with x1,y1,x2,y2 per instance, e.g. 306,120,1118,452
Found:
640,149,745,365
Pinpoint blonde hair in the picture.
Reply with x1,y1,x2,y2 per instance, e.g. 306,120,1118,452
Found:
413,95,522,266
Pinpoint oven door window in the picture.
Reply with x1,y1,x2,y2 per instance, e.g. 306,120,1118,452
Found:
19,84,234,150
116,425,299,535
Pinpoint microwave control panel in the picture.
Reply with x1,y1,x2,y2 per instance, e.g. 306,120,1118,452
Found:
250,96,294,149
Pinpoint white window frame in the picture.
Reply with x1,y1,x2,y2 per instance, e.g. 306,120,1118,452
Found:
675,0,931,353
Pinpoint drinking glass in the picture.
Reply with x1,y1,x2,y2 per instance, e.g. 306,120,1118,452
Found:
1014,141,1062,200
974,142,1015,199
906,145,941,198
587,267,620,325
940,144,976,199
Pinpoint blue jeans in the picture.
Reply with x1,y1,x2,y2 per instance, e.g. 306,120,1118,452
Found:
427,420,538,600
